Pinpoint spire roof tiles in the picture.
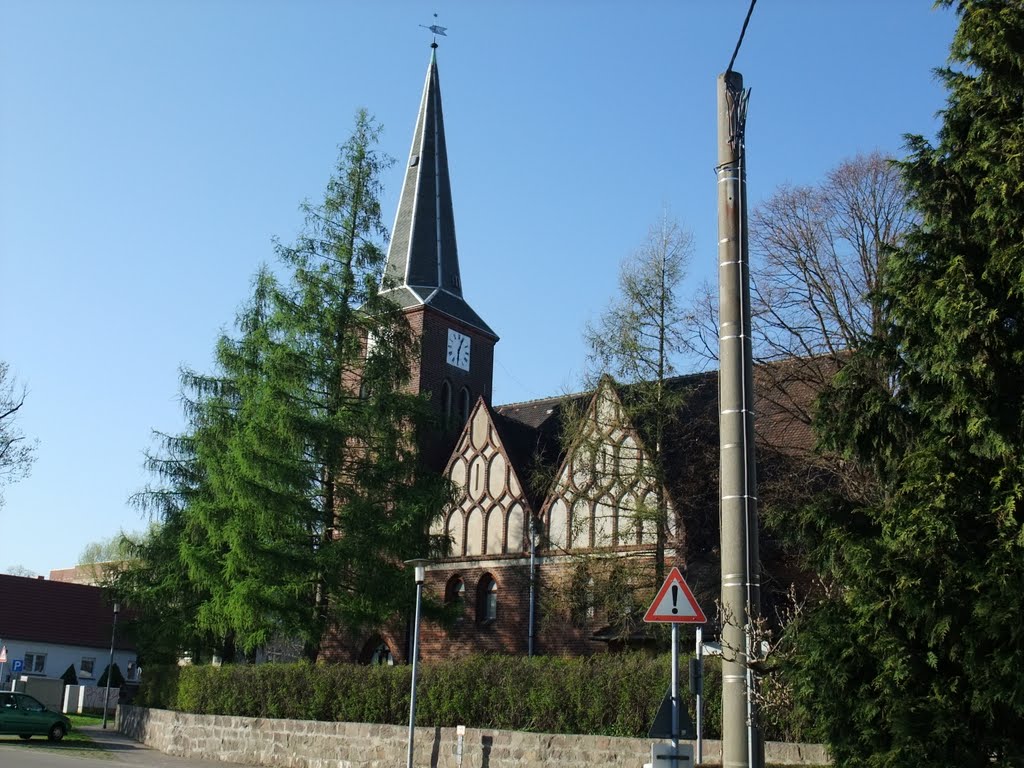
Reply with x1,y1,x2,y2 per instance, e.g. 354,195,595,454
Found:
383,48,496,339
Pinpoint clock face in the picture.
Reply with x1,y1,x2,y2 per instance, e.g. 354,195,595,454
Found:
446,329,471,371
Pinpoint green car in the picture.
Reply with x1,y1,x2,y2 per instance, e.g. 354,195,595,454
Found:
0,692,72,741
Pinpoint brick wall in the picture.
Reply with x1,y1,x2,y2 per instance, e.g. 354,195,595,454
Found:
417,552,700,660
117,705,830,768
407,307,496,469
323,553,674,665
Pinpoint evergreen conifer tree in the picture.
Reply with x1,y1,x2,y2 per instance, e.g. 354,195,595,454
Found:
778,3,1024,765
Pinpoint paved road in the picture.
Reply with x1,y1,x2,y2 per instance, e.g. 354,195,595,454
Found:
0,726,261,768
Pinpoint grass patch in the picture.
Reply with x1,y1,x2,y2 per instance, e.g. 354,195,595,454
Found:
69,714,105,728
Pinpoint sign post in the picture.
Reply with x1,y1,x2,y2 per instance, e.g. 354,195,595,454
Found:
695,627,703,764
644,567,706,763
0,644,6,689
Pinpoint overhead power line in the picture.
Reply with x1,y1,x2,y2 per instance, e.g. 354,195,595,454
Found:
726,0,758,74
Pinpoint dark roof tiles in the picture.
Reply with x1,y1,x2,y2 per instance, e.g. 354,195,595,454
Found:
0,575,134,652
382,49,495,339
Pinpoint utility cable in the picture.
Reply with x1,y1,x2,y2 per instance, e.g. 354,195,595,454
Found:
726,0,758,74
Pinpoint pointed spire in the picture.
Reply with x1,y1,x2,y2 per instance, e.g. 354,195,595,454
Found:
383,48,496,339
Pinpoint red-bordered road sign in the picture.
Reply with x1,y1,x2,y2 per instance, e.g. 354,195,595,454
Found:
643,567,706,623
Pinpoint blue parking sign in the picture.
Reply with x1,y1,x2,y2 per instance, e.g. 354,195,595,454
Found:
11,659,23,673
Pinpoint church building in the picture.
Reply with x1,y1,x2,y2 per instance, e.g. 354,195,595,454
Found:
323,46,814,665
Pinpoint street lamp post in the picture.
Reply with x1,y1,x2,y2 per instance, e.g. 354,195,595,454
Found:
101,602,120,730
528,517,543,657
404,559,429,768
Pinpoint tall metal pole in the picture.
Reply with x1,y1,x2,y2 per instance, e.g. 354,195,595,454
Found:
671,623,680,758
405,559,428,768
716,69,761,768
696,626,704,765
101,602,119,729
528,519,540,657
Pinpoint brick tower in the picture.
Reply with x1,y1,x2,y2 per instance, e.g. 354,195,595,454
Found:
380,44,498,469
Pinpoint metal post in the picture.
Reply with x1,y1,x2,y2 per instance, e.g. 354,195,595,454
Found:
671,623,680,758
528,518,540,657
696,626,704,765
716,69,760,768
405,559,428,768
101,602,119,729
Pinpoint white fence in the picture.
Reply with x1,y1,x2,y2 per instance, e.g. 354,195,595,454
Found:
63,684,119,714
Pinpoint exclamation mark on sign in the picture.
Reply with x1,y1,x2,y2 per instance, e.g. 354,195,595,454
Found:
671,584,679,614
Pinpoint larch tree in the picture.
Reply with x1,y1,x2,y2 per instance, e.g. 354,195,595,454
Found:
123,110,452,663
777,2,1024,766
575,214,693,611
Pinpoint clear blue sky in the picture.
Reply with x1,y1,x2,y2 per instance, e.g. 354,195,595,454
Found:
1,1,958,576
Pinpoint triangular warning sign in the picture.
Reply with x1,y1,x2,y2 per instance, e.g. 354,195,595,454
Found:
643,567,706,623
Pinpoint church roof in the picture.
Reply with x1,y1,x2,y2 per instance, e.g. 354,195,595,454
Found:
491,366,818,540
382,47,496,340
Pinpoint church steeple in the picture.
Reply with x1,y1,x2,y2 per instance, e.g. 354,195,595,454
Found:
383,47,496,339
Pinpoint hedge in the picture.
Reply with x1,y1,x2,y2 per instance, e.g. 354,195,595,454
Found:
137,653,735,739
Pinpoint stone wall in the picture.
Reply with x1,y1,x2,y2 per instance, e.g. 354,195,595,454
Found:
118,706,829,768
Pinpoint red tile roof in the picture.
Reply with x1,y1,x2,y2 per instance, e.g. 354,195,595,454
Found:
0,574,134,651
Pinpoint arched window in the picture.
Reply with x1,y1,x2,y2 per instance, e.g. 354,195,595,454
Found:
440,380,452,427
458,387,471,425
360,636,395,666
446,575,466,606
478,575,498,624
569,565,595,628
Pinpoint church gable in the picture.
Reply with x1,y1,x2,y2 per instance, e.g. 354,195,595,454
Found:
541,378,674,552
430,398,533,558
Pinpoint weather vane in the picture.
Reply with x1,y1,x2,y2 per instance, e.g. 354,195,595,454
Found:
420,13,447,47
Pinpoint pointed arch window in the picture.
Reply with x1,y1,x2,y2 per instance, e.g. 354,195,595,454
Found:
446,575,466,621
458,387,471,425
478,574,498,624
446,575,466,605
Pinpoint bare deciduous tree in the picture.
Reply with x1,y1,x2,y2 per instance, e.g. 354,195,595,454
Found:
5,565,39,577
0,360,38,510
688,151,915,430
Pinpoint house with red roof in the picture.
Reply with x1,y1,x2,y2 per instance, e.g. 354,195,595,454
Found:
0,574,137,687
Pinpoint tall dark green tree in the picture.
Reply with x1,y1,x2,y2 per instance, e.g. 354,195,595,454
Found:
777,3,1024,766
